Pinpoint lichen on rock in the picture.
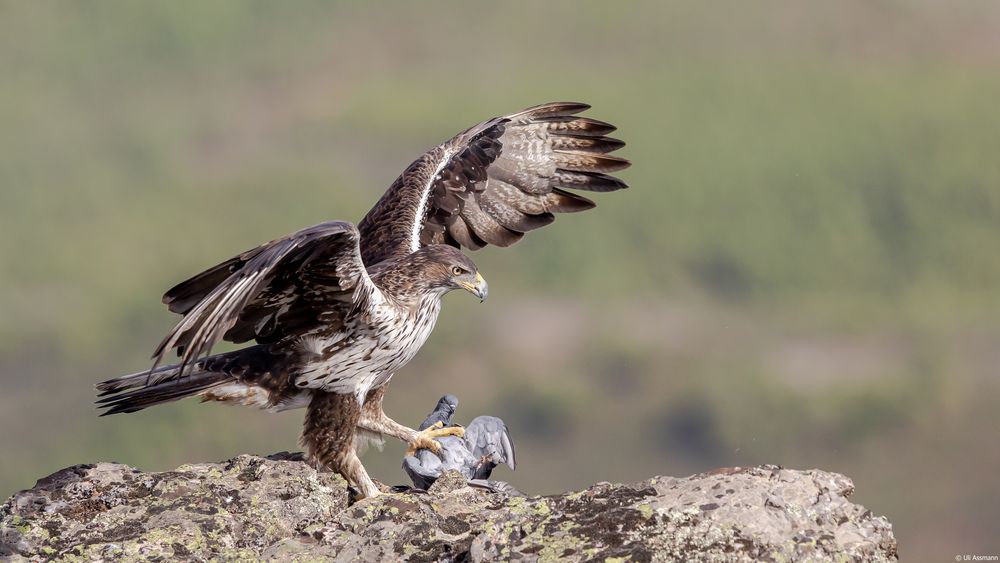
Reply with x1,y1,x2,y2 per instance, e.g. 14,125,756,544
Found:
0,456,896,561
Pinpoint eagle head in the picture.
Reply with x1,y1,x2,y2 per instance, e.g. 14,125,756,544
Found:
408,245,488,302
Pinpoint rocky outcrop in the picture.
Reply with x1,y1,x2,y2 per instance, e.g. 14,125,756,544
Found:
0,454,896,561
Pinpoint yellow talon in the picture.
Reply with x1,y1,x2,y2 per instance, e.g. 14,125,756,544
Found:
405,424,465,456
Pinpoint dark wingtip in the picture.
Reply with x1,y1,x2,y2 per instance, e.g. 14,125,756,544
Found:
555,170,629,193
600,137,627,152
522,101,592,118
554,101,592,113
503,423,516,471
582,117,616,134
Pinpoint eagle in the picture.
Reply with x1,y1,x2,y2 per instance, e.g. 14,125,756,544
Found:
96,102,629,499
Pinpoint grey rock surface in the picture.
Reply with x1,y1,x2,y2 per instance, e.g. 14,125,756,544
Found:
0,455,897,561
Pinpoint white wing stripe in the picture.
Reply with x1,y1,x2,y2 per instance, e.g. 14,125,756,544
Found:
410,147,458,252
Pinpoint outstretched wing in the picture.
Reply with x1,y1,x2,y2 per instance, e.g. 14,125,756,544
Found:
358,102,629,266
154,221,378,379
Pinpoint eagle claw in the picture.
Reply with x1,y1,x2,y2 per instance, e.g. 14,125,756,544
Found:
406,422,465,456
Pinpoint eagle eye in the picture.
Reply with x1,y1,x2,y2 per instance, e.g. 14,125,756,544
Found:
451,266,465,276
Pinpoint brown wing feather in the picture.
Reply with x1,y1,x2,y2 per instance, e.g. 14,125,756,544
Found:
152,221,376,380
163,252,262,315
358,102,629,265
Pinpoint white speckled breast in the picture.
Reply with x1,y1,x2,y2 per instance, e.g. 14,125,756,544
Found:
296,295,442,404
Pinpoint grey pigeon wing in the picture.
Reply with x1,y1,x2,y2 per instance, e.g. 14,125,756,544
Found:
465,416,516,471
498,422,515,470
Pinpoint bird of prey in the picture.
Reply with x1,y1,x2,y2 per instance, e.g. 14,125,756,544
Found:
95,102,629,499
403,394,516,491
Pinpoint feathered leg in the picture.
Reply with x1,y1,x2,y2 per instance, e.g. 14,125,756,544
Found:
357,384,464,455
302,391,380,499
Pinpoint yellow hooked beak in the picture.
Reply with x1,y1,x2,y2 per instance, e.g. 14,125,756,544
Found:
460,272,489,302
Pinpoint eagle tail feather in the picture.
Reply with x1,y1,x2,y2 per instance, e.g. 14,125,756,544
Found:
97,346,297,415
95,363,186,397
96,368,232,416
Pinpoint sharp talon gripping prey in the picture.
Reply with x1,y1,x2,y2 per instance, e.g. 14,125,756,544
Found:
402,394,517,492
406,422,466,456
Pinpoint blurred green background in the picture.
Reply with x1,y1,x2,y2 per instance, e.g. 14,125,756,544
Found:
2,1,999,559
